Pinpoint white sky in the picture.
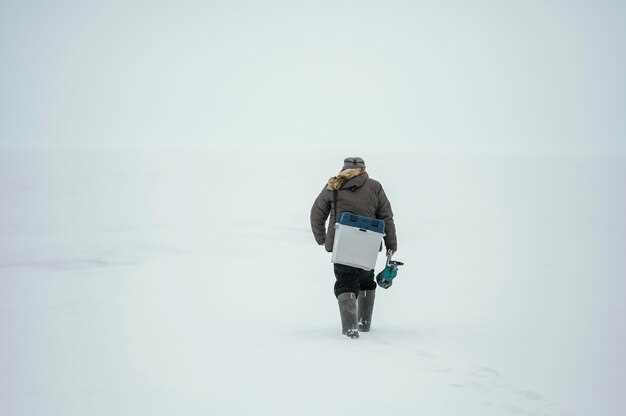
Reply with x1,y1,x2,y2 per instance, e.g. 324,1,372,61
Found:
1,0,625,155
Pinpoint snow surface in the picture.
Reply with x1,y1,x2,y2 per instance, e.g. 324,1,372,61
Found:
2,148,625,415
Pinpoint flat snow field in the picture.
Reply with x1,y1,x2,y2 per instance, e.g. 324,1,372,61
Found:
2,149,625,415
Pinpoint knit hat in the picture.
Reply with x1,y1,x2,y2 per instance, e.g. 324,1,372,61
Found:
342,157,365,170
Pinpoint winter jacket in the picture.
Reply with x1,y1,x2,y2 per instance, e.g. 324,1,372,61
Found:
310,170,397,253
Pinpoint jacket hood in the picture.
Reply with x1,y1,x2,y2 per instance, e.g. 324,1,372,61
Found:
327,169,368,191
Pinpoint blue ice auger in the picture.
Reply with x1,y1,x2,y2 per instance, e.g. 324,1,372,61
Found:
376,250,405,289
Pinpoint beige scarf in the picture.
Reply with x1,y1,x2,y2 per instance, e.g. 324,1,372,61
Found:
326,168,364,191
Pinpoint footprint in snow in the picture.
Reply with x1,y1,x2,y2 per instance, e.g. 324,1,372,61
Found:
519,389,544,401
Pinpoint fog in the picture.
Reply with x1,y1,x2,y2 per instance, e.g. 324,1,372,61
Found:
2,1,624,154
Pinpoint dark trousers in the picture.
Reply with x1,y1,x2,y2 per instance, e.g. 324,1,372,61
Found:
334,264,377,298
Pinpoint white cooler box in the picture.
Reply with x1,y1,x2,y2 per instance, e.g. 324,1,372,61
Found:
331,212,385,271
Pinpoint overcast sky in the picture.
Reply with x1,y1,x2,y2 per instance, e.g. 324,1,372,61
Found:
1,0,624,155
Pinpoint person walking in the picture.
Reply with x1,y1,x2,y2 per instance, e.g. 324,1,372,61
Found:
310,157,397,338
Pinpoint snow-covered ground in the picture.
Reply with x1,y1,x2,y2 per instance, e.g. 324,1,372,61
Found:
2,148,624,415
2,1,625,413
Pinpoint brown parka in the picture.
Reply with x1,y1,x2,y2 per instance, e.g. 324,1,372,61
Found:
310,170,397,253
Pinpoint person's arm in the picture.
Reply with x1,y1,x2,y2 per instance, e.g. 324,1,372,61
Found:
310,187,331,245
376,185,397,252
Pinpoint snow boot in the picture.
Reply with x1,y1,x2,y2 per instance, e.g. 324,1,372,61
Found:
358,290,375,332
337,292,359,339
